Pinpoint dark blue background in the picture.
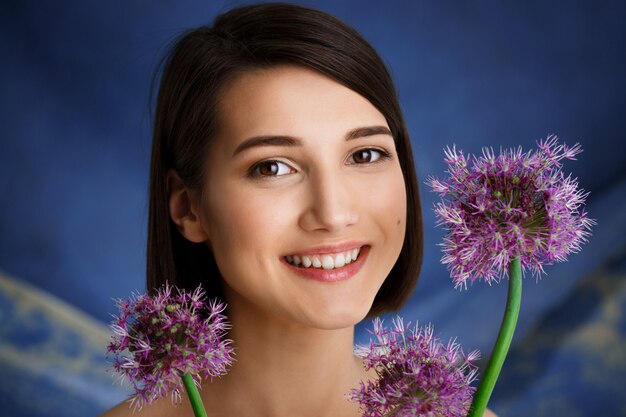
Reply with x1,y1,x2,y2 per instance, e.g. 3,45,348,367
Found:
1,1,625,416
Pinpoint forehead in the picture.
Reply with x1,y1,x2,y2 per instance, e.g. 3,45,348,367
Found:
215,66,388,148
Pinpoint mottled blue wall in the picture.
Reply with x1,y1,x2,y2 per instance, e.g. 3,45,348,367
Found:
1,1,625,416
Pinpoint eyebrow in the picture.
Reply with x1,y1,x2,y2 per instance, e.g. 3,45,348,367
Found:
232,125,393,157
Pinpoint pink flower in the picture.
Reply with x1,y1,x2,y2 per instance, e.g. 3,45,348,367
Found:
107,284,234,410
350,317,479,417
427,136,595,289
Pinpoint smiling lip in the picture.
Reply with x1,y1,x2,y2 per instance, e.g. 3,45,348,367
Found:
282,244,370,283
283,241,367,257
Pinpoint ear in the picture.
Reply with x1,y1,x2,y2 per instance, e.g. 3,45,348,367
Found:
167,169,209,243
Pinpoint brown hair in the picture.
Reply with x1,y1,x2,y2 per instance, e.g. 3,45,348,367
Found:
147,2,422,316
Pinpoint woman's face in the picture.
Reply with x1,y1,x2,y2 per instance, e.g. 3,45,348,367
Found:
197,66,406,330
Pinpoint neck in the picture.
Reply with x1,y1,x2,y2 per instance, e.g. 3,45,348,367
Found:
203,296,366,417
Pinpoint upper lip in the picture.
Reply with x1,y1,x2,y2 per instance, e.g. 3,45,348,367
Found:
284,241,367,257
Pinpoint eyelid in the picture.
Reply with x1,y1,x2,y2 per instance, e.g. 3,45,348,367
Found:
346,147,392,164
246,158,296,179
246,146,393,180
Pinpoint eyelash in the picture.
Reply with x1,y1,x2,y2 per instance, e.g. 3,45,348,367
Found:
347,148,391,165
247,159,295,178
246,147,392,179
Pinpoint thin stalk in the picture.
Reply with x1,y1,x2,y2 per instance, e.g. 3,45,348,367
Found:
468,257,522,417
181,373,208,417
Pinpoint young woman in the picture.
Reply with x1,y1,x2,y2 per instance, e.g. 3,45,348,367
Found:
102,3,496,416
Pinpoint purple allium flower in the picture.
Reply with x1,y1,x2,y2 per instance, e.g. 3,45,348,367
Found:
107,284,234,410
350,317,479,417
427,135,595,288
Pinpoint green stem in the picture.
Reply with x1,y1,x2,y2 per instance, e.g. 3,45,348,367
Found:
468,257,522,417
181,372,208,417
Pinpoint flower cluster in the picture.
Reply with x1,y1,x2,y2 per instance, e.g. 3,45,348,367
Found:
350,317,479,417
427,135,594,288
107,284,234,410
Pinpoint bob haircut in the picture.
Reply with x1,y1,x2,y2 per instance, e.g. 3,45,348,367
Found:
147,2,423,317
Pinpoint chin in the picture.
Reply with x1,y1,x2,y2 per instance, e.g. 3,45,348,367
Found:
301,300,373,330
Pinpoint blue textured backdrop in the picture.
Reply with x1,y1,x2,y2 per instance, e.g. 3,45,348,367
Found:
1,1,625,416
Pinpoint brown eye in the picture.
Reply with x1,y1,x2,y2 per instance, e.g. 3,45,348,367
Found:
258,161,279,176
249,160,294,178
354,149,372,163
348,148,389,164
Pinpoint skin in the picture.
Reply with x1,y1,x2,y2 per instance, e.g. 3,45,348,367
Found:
100,66,497,417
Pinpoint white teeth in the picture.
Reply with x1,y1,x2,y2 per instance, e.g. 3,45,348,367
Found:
334,253,346,268
322,255,334,270
286,247,363,269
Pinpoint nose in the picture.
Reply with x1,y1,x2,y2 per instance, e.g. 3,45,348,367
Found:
297,169,359,233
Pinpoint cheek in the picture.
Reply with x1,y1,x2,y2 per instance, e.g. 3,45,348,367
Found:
205,184,294,271
363,167,407,231
362,167,407,278
204,193,269,305
204,184,301,316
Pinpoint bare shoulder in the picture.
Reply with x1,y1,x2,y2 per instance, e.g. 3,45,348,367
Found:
97,400,133,417
484,408,499,417
98,397,192,417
